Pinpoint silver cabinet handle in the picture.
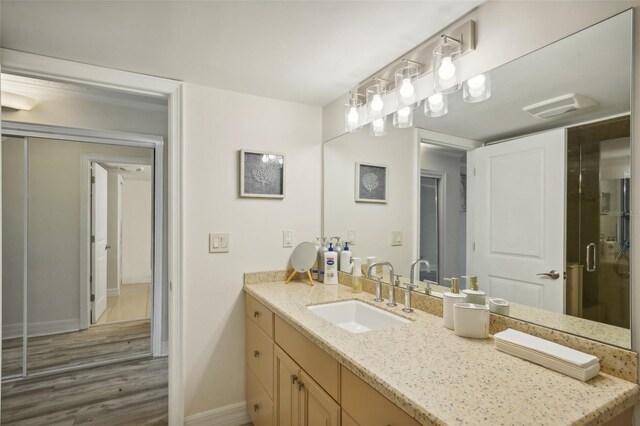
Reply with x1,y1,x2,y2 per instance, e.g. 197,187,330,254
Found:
291,374,298,385
253,403,260,412
586,243,597,272
536,270,560,280
253,311,260,318
297,381,304,391
253,350,260,358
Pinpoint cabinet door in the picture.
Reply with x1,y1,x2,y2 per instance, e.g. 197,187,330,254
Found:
247,367,274,426
341,409,359,426
300,371,340,426
275,345,301,426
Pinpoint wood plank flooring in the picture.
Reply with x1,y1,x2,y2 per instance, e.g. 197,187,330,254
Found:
2,320,151,377
2,356,167,425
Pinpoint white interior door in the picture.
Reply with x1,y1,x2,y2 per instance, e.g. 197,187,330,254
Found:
472,128,566,313
91,163,108,324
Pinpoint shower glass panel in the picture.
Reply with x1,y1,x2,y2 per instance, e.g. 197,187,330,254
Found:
2,136,27,379
566,116,630,328
420,176,439,283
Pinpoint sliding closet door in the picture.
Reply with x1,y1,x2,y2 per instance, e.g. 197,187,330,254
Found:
2,136,27,379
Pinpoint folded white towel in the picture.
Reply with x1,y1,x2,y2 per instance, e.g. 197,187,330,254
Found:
494,328,599,368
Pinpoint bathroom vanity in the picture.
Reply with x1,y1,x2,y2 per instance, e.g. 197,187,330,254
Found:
244,275,638,426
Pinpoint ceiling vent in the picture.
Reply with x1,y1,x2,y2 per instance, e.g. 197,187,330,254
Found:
523,94,596,119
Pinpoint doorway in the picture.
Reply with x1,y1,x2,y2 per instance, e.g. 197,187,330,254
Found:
1,127,164,380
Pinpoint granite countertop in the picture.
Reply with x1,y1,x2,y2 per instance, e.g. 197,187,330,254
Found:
245,280,639,426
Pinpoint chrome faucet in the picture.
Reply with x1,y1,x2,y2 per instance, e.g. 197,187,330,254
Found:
367,261,396,307
410,259,431,295
401,278,417,313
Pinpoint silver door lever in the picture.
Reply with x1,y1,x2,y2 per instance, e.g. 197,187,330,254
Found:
536,270,560,280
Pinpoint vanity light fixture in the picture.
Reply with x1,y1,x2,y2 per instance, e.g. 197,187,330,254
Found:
463,73,491,103
433,35,462,94
393,106,413,128
366,77,389,122
424,92,448,118
344,91,364,132
370,116,387,137
395,59,421,108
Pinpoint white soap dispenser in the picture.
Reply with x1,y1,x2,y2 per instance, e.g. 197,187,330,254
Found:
443,277,467,330
462,275,486,305
339,241,352,273
323,243,339,285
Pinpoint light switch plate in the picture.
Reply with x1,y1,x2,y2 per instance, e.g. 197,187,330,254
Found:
347,230,356,245
209,233,229,253
283,229,294,248
391,231,403,246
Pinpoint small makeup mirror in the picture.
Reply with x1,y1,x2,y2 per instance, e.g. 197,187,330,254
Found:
285,242,317,286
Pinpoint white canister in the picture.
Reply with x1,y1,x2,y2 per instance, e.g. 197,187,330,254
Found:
365,256,377,276
443,292,467,330
453,303,490,339
489,298,510,316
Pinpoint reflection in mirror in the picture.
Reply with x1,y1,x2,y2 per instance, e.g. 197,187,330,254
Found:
323,10,632,348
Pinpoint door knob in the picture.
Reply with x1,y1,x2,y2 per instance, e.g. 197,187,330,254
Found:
536,270,560,280
106,245,112,250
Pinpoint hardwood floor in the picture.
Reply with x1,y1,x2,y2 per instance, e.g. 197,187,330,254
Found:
2,320,151,377
2,356,167,425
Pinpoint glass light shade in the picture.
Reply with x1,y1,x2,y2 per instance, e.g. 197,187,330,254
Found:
393,106,413,128
433,37,462,94
344,92,364,132
366,81,387,122
370,116,387,137
463,73,491,103
395,62,420,108
424,92,448,118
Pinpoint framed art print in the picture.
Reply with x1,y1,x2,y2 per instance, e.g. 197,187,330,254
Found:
355,162,387,203
240,149,285,198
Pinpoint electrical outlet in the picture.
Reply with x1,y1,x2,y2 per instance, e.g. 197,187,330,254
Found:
283,229,294,248
391,231,403,246
209,233,229,253
347,230,356,245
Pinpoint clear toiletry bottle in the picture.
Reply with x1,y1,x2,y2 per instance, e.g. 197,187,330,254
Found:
317,238,328,283
462,275,486,305
350,257,363,293
339,241,352,273
332,237,342,270
442,277,467,330
312,236,321,280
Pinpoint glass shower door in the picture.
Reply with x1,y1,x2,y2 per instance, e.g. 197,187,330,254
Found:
420,175,440,283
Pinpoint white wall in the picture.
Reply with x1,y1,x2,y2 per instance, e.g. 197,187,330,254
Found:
324,126,418,278
121,179,152,284
2,138,152,336
182,83,322,417
420,146,466,282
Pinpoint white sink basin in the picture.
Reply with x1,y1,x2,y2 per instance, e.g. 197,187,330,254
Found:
308,300,411,333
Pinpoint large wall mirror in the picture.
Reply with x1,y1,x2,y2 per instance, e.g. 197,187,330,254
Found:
323,10,632,349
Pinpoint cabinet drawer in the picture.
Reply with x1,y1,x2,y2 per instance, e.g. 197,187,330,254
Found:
341,367,423,426
246,293,274,338
247,367,274,426
246,316,274,398
275,316,340,402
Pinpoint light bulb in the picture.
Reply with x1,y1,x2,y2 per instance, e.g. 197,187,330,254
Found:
370,94,384,112
438,57,456,80
399,78,414,100
261,155,268,163
397,107,411,124
467,74,486,97
347,107,359,127
428,93,444,112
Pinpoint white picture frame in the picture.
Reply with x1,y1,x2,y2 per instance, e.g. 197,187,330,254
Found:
240,149,286,198
355,162,387,203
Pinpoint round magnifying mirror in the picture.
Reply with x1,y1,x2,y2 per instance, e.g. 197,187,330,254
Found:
285,242,318,286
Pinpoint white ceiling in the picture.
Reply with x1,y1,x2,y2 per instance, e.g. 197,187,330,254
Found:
0,1,481,106
413,10,631,142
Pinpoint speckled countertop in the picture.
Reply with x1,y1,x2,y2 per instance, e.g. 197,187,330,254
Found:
245,280,639,426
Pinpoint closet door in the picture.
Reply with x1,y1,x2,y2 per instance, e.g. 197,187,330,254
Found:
2,136,27,379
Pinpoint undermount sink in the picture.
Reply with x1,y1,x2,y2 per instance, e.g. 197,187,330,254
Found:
308,300,411,333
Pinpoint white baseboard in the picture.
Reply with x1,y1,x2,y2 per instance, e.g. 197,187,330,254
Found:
185,402,250,426
122,275,152,284
108,288,120,297
3,318,80,339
